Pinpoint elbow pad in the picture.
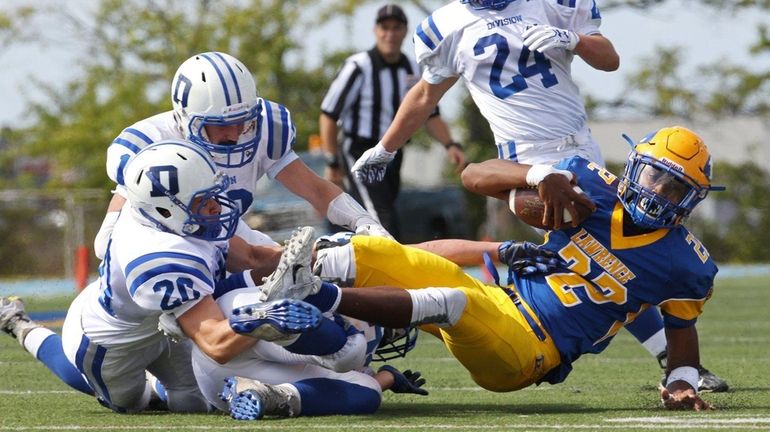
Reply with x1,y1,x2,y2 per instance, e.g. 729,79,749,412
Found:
326,193,379,231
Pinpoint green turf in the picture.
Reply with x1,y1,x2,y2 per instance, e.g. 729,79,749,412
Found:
1,276,769,431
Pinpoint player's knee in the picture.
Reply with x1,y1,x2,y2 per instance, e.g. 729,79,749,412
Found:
313,243,356,286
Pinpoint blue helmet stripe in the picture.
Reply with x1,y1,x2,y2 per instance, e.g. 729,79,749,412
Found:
213,52,243,104
201,52,232,106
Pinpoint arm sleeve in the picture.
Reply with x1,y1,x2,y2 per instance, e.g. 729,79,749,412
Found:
568,0,603,36
414,14,461,83
107,127,157,186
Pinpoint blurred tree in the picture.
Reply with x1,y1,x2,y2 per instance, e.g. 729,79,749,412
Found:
9,0,348,188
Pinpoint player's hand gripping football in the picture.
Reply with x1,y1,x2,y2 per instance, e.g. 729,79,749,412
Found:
537,173,596,229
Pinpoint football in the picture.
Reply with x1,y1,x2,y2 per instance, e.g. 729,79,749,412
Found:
508,186,593,230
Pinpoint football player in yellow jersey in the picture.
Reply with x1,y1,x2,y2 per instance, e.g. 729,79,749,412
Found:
230,126,721,411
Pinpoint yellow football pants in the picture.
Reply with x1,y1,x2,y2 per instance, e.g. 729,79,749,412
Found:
350,236,562,392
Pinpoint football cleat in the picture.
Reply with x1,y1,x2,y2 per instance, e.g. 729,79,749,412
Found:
229,299,322,341
260,226,321,302
697,365,729,393
0,296,40,345
313,231,355,251
219,376,299,420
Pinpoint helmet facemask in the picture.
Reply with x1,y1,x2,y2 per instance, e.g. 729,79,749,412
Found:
185,100,261,168
371,327,419,362
619,154,708,229
617,127,724,230
139,166,240,241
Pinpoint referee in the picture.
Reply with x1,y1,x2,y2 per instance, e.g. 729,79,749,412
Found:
319,4,465,240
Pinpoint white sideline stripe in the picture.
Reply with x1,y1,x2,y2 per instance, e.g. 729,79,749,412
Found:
608,417,770,424
0,390,79,395
2,424,770,430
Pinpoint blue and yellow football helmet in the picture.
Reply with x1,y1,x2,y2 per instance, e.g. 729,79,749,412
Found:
460,0,514,11
618,126,725,229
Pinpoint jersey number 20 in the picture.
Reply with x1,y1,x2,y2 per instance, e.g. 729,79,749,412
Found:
474,33,558,99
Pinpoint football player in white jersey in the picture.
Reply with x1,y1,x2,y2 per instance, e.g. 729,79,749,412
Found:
60,140,320,412
1,51,396,400
350,0,618,182
59,140,426,415
348,0,726,392
97,51,390,264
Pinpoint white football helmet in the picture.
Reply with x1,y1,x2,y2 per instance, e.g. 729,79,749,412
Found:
171,52,261,168
124,139,239,241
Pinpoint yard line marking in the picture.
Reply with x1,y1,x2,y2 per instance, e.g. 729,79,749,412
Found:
608,417,770,424
0,390,79,394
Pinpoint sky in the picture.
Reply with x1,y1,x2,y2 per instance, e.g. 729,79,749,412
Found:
1,1,767,127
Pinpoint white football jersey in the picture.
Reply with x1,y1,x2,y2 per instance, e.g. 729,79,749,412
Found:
80,210,228,345
106,99,299,214
414,0,602,143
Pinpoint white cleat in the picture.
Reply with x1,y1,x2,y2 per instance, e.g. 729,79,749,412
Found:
0,296,40,345
260,227,321,302
220,376,300,420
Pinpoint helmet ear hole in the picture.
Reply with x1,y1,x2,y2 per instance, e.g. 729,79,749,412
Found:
156,207,172,218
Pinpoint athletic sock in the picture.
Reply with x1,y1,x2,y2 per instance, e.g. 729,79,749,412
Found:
31,332,94,395
293,378,380,415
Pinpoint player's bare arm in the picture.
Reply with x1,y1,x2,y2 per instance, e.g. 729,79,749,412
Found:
380,77,458,153
462,159,595,229
661,325,714,411
177,296,259,365
225,235,281,277
276,158,343,215
574,33,619,71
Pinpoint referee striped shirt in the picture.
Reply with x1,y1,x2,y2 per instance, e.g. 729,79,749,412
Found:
321,48,439,142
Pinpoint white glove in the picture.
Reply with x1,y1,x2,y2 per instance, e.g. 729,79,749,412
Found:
351,143,396,184
522,24,580,53
355,223,394,239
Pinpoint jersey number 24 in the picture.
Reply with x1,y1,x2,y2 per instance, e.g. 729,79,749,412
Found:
474,33,558,98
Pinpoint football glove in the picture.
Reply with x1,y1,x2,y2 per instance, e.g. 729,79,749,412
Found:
378,365,429,396
522,24,580,53
351,143,396,184
498,240,562,276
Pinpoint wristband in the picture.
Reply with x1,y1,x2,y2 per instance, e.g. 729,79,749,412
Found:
444,142,463,151
666,366,699,392
525,164,574,187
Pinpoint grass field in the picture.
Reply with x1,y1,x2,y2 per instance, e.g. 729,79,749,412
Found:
1,275,769,431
